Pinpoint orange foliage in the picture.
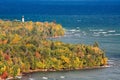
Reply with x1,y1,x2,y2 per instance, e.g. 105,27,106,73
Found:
92,47,100,53
4,54,10,61
36,22,41,25
35,52,41,58
0,71,8,79
26,25,33,31
0,40,8,44
44,22,49,27
2,39,8,44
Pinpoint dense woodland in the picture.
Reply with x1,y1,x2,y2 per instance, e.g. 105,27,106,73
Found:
0,20,108,79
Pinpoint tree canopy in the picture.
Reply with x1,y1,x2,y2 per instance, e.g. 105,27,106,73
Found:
0,20,108,79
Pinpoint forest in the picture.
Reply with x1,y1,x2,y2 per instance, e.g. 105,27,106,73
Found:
0,20,108,79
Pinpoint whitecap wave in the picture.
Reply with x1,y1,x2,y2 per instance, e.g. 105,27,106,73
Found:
108,60,114,65
69,29,76,32
89,29,104,32
108,30,116,33
60,76,65,79
114,34,120,36
70,29,80,32
104,34,113,36
93,31,107,36
74,34,81,37
104,34,120,36
100,32,107,34
42,77,48,79
82,32,87,35
93,34,100,37
96,32,107,34
29,78,35,80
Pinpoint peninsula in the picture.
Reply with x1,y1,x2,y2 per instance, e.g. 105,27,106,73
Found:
0,20,108,79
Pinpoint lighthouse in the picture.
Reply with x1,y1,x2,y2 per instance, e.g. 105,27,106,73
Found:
22,16,24,22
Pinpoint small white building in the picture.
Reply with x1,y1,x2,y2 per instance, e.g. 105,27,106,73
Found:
22,16,24,22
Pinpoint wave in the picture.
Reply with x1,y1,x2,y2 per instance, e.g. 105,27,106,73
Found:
69,29,76,32
82,31,87,35
108,30,116,33
93,31,107,36
90,29,116,33
65,28,120,38
42,77,48,79
104,34,120,36
65,28,81,36
89,29,120,37
60,76,65,79
93,35,100,37
29,78,35,80
114,34,120,36
89,29,104,32
92,32,120,37
94,32,107,34
68,29,80,32
108,60,114,66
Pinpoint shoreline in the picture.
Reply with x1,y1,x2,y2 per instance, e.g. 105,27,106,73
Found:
23,65,110,74
6,64,110,80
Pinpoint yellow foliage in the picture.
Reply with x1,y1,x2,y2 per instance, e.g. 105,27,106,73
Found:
87,54,91,59
55,25,60,30
61,56,70,63
26,43,34,47
36,62,46,69
92,47,101,53
9,65,20,77
0,62,6,74
51,57,58,62
36,22,42,26
76,57,80,62
59,65,64,69
104,58,108,65
17,68,21,75
1,66,6,72
55,42,62,46
44,22,49,27
1,31,6,36
7,59,13,65
20,63,25,72
101,57,108,65
11,34,21,44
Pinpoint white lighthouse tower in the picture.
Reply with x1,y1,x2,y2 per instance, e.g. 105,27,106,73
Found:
22,16,24,22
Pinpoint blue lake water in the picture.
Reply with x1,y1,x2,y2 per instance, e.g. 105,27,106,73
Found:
0,1,120,80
